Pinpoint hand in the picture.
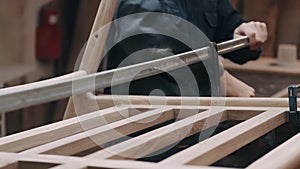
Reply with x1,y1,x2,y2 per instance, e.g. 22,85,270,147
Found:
234,21,268,50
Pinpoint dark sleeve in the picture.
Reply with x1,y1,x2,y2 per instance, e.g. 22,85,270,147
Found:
107,0,192,69
214,0,261,64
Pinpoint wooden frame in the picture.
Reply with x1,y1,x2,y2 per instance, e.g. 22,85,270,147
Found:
0,0,299,169
0,99,299,169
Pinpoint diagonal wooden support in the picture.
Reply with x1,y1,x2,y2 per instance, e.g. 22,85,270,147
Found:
64,0,118,119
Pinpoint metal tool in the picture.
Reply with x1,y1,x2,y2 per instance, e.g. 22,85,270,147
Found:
217,36,249,55
288,85,300,125
0,36,249,112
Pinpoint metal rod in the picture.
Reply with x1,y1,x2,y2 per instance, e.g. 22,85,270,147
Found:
217,36,249,55
0,37,249,112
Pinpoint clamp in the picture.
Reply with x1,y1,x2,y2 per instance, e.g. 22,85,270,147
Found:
288,85,300,125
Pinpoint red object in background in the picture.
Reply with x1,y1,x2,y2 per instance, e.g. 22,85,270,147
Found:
36,3,62,60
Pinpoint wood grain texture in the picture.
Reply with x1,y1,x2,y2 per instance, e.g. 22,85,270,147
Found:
95,95,297,109
0,106,128,152
78,0,118,73
64,0,118,119
86,108,227,160
22,108,175,155
160,108,287,166
0,103,295,169
0,152,223,169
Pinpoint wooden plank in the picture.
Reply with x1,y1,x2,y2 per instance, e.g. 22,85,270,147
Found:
86,108,227,160
47,105,265,155
122,104,269,121
0,106,129,152
95,95,297,109
226,110,263,121
0,153,224,169
0,104,269,153
65,0,101,74
160,108,287,166
21,108,175,155
247,133,300,169
64,0,118,119
77,0,118,73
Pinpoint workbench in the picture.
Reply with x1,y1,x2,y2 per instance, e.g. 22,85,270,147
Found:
223,58,300,97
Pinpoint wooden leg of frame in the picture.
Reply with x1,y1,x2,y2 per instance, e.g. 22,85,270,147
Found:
64,0,118,119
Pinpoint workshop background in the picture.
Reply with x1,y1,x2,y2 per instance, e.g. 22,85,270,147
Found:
0,0,299,136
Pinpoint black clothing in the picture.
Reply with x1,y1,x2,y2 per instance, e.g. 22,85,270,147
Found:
104,0,261,96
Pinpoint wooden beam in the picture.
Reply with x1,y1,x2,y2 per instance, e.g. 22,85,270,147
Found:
0,152,224,169
95,95,296,109
64,0,118,119
160,108,287,166
0,106,128,152
78,0,118,73
247,133,300,169
22,108,175,155
86,108,227,160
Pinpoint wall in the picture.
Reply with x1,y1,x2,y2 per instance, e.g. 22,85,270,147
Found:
243,0,278,58
277,0,300,59
0,0,53,82
233,0,299,59
0,0,53,135
0,0,23,65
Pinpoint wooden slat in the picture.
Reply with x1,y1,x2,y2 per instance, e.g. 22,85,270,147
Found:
86,108,227,160
21,108,175,155
23,105,264,155
160,108,287,166
226,109,264,121
0,106,130,152
247,133,300,169
78,0,118,73
123,104,269,121
0,98,295,169
64,0,118,119
0,153,225,169
96,95,298,109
